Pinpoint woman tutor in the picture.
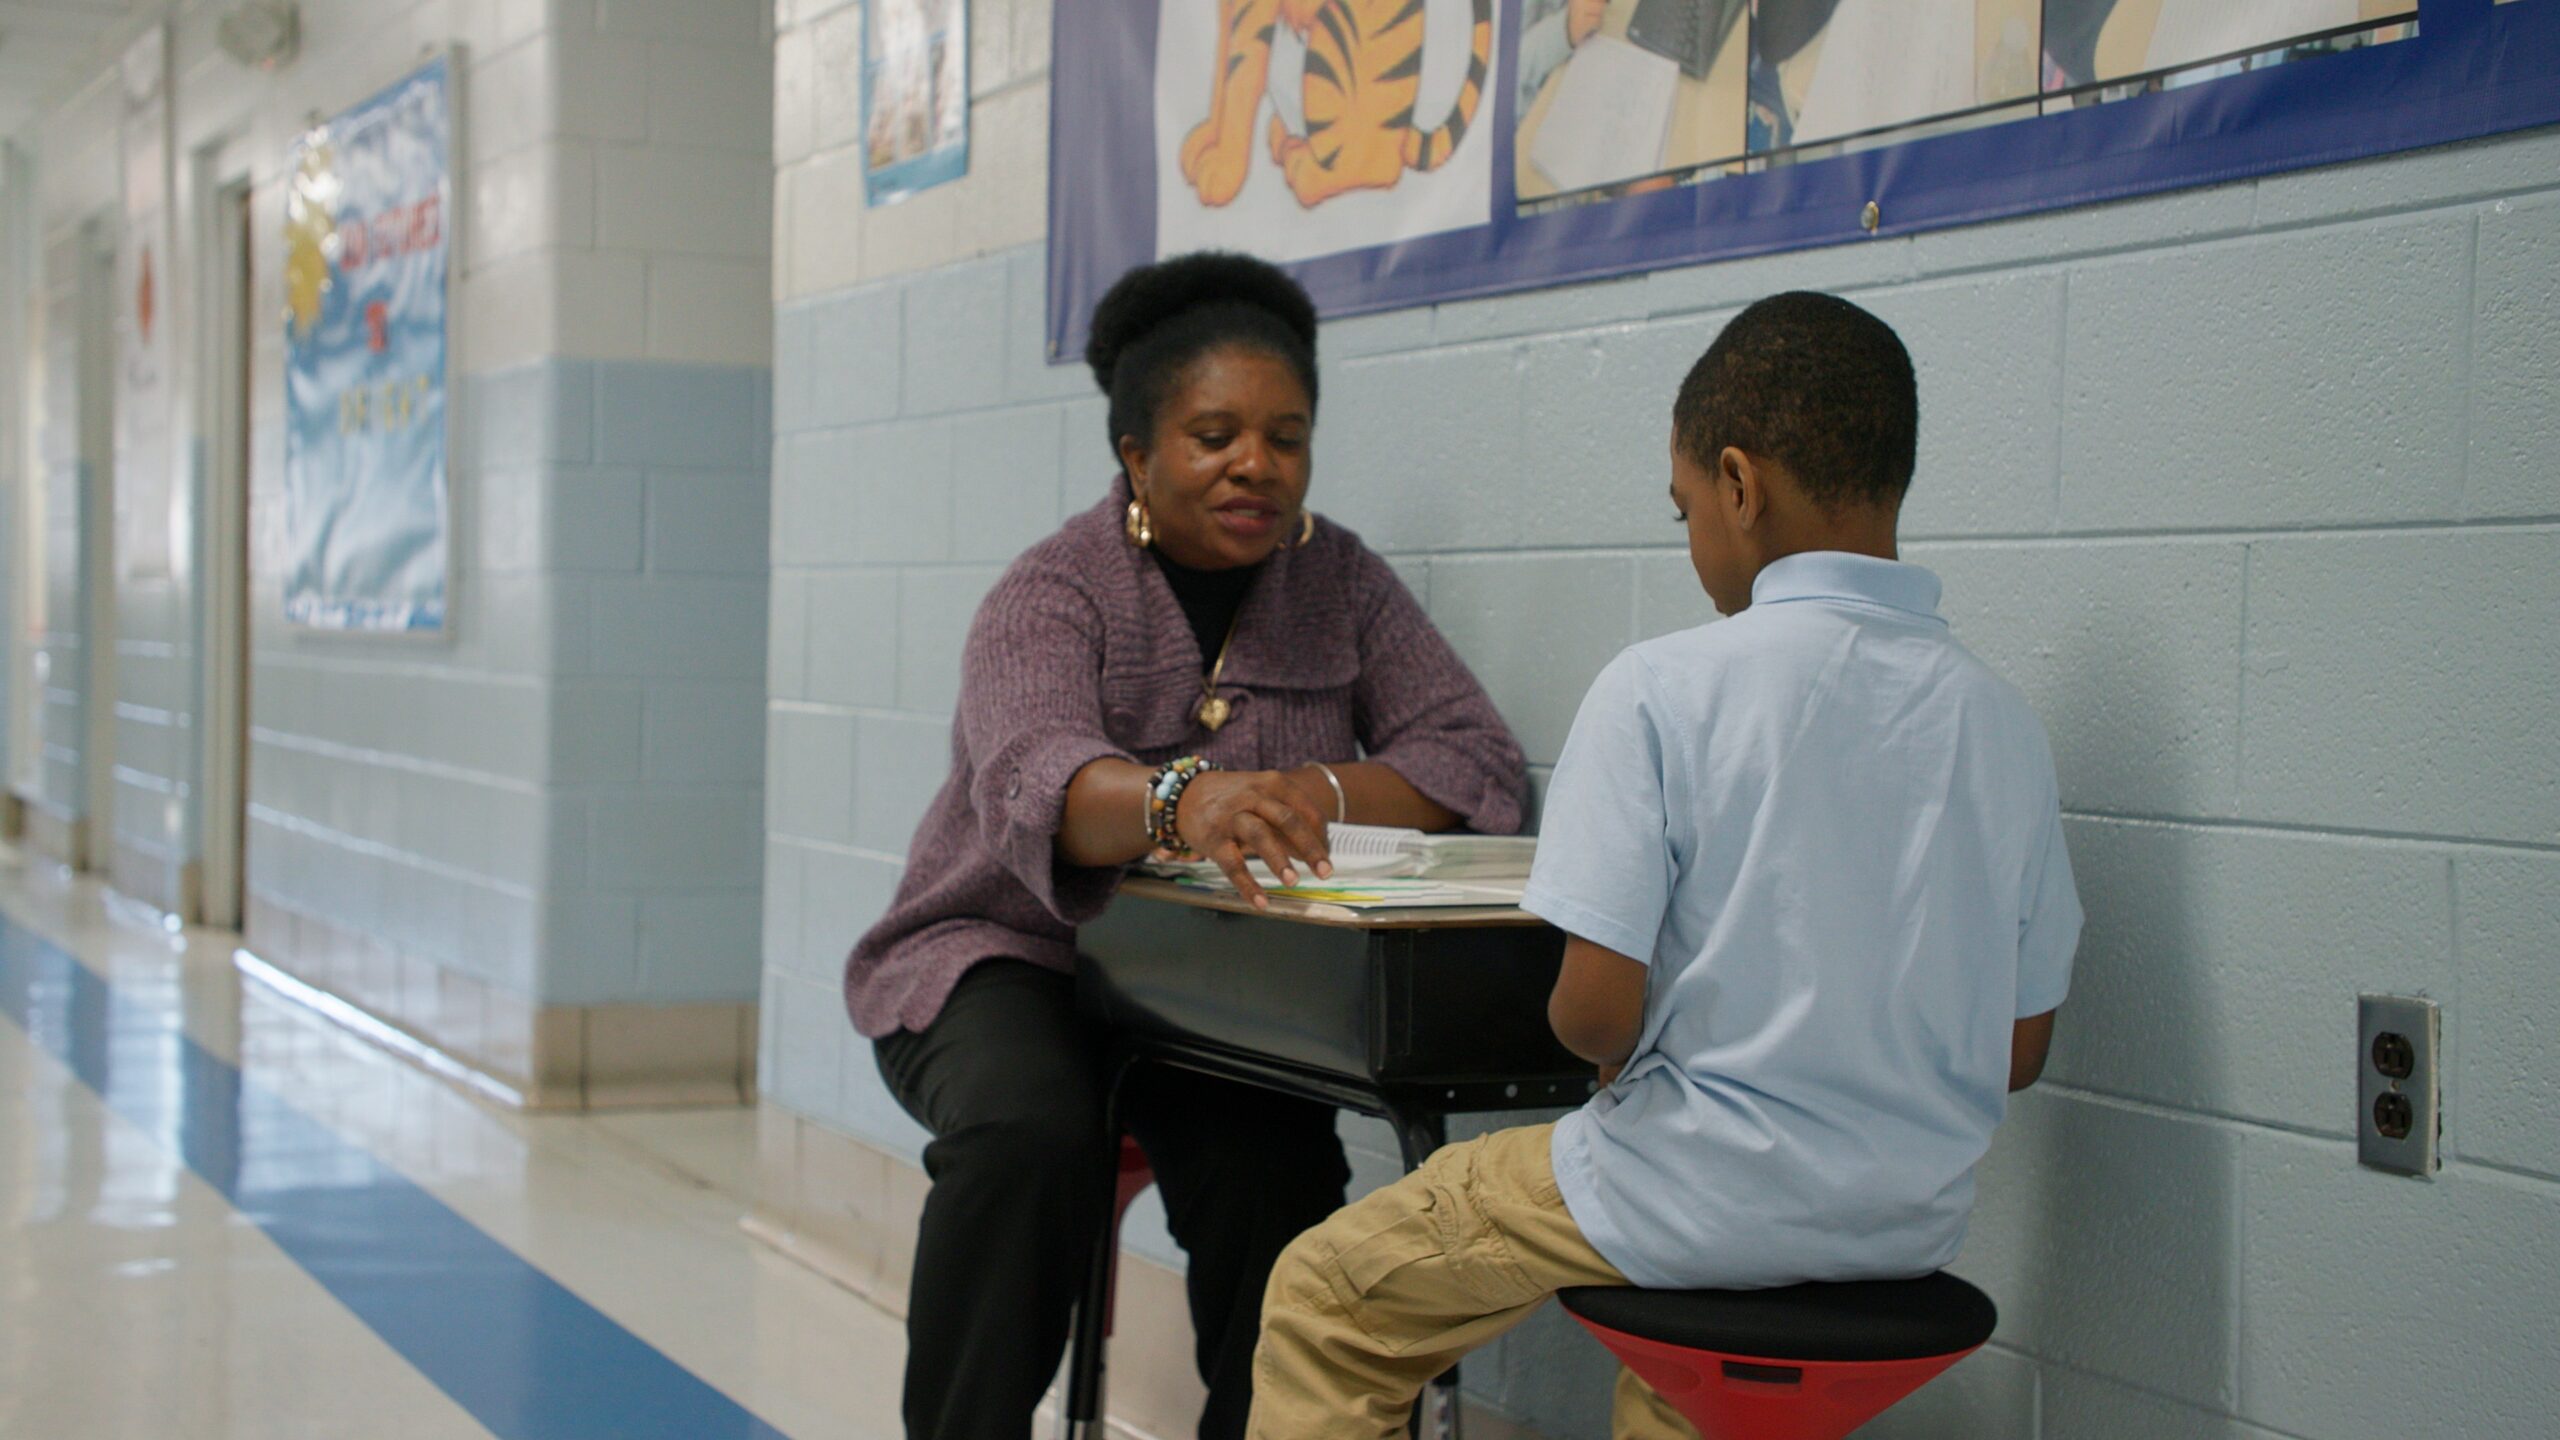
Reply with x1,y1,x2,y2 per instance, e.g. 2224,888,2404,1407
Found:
846,252,1529,1440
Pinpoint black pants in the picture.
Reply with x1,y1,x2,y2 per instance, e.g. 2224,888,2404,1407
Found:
874,960,1352,1440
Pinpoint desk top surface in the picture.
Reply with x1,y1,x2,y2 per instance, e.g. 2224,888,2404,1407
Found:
1110,877,1548,932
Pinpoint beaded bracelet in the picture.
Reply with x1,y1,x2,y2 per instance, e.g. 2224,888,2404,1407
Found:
1145,755,1220,854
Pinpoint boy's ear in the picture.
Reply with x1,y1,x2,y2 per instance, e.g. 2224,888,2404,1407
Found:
1720,446,1766,530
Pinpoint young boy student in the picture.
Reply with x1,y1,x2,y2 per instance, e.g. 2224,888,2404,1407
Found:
1245,292,2084,1438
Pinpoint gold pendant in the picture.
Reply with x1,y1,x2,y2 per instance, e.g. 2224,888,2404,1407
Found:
1197,694,1232,731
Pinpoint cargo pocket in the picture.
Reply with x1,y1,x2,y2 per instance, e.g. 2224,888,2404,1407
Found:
1324,1182,1544,1356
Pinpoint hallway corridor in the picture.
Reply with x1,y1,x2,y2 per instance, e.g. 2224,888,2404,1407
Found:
0,848,906,1440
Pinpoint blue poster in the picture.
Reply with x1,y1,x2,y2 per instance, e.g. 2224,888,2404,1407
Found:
283,57,450,632
1050,0,2560,362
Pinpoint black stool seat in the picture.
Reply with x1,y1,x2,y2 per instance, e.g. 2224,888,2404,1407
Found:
1557,1274,1996,1363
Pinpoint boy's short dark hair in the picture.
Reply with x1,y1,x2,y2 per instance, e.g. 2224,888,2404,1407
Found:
1673,291,1918,513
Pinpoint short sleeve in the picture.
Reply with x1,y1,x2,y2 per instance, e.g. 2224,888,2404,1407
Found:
1521,651,1676,964
2014,792,2082,1018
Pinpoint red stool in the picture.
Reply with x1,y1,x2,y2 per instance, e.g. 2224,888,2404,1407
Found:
1557,1274,1996,1440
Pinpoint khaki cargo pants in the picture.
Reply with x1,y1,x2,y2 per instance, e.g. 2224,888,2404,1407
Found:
1246,1123,1700,1440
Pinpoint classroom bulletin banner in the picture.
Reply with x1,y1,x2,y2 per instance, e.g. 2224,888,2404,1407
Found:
282,57,452,633
1048,0,2560,360
116,23,175,582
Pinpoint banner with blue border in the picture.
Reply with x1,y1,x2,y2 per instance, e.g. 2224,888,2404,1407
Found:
283,56,452,633
1050,0,2560,363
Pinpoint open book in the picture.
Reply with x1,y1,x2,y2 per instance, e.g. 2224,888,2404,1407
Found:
1144,823,1538,885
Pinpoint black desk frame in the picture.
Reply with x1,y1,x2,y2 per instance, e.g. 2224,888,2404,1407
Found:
1063,883,1590,1440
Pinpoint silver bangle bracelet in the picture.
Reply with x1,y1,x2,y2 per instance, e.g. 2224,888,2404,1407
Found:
1311,762,1348,824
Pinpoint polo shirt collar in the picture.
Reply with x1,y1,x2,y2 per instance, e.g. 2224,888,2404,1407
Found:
1750,551,1944,619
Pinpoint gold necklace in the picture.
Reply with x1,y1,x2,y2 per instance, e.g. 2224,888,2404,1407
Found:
1197,614,1240,731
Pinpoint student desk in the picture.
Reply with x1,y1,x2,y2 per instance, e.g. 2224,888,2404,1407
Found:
1063,878,1591,1440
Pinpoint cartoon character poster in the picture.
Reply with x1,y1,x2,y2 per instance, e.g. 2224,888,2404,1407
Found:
282,58,450,633
1153,0,1503,264
865,0,969,204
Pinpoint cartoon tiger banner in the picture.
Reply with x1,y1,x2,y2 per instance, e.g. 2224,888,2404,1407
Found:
1049,0,2560,365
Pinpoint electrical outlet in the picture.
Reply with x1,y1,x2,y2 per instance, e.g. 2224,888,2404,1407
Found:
2358,994,2440,1177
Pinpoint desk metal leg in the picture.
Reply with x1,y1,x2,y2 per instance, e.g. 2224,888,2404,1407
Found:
1060,1057,1135,1440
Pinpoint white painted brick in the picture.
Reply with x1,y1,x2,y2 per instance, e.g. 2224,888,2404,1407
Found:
551,467,646,570
2054,820,2451,1134
585,575,768,680
594,145,771,260
771,971,848,1116
461,252,560,374
1008,0,1051,82
646,257,774,367
1426,555,1635,768
802,845,906,983
807,283,906,426
762,837,806,974
636,893,764,1003
557,33,652,141
1318,345,1530,553
769,707,858,844
854,179,962,282
2039,1370,2289,1440
595,0,767,43
646,467,771,574
1005,245,1094,402
2058,218,2472,531
1056,395,1113,511
774,24,816,165
805,570,904,709
2252,124,2560,229
551,683,646,785
1633,550,1713,641
2469,196,2560,519
468,141,595,269
2239,531,2560,844
477,463,547,573
853,713,953,855
1437,274,1649,346
1643,235,1912,318
806,4,864,155
644,684,766,786
1909,179,2257,281
773,303,817,431
954,83,1051,270
1321,307,1434,361
902,256,1011,415
896,567,1002,713
854,421,958,561
768,570,812,700
2456,852,2560,1178
1515,314,1729,549
1961,1091,2240,1409
467,34,551,159
556,248,652,363
2239,1134,2560,1440
1849,1346,2038,1440
1919,540,2246,819
646,39,770,152
970,0,1014,98
591,789,765,889
949,405,1065,563
836,1044,935,1159
1862,272,2063,538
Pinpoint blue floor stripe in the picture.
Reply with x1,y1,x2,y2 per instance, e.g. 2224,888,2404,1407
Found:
0,918,796,1440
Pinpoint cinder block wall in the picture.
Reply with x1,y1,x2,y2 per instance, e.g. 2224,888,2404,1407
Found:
762,3,2560,1431
8,0,776,1086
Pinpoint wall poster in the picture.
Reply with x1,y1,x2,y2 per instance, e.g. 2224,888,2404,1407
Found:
865,0,970,204
116,24,175,582
282,56,451,633
1050,0,2560,359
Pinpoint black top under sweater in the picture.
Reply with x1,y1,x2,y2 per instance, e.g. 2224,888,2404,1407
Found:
1152,551,1260,666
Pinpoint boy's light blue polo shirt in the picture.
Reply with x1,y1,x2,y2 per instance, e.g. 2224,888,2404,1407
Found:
1525,552,2082,1290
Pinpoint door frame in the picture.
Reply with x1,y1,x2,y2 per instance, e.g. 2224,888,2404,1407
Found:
191,156,254,930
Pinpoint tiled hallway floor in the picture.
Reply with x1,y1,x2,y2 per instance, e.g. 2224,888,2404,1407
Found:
0,847,910,1440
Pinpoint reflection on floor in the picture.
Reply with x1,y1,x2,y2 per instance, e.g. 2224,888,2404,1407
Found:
0,849,908,1440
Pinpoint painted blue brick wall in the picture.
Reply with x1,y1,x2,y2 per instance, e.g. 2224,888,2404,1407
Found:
765,127,2560,1440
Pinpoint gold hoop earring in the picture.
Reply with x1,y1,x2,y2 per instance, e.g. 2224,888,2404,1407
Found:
1292,510,1317,547
1124,499,1154,549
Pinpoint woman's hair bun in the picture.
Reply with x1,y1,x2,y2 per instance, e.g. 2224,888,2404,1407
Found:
1084,251,1320,393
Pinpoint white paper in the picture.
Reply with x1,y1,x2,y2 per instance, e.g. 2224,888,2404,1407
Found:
2145,0,2363,72
1789,0,1979,146
1529,34,1680,192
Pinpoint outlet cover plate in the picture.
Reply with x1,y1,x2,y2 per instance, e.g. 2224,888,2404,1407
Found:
2358,993,2441,1177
